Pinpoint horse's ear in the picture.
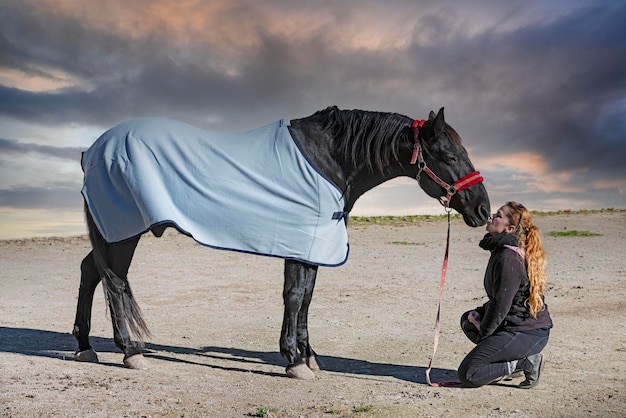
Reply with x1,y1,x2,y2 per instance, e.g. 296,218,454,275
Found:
432,107,445,132
429,111,436,120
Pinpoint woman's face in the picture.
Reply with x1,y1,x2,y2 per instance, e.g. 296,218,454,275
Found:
486,206,516,235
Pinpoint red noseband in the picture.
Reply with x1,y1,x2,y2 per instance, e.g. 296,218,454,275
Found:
411,119,484,207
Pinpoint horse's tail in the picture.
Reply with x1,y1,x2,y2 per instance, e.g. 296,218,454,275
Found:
85,205,152,343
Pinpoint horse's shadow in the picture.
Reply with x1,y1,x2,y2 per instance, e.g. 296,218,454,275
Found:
0,326,459,385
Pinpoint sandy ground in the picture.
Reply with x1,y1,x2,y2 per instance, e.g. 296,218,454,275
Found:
0,211,625,417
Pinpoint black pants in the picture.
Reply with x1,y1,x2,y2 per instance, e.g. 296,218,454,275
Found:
458,310,550,387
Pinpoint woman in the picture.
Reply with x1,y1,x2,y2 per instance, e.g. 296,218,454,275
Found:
458,202,553,388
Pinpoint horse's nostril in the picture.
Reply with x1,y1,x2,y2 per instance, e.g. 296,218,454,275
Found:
478,204,490,220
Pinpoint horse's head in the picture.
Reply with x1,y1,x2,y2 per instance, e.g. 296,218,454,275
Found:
414,108,490,227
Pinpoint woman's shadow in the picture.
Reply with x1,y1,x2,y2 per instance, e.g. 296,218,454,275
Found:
0,326,459,385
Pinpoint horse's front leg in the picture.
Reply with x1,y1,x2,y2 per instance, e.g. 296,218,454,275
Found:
280,259,318,379
297,264,319,371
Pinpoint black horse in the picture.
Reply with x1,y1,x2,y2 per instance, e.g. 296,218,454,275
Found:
73,106,490,379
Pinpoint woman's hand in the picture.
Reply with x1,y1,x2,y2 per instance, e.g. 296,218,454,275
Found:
468,310,481,329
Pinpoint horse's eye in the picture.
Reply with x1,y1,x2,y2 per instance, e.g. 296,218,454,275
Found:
446,157,457,164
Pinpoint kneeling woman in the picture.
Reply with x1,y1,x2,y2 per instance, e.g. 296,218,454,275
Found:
458,202,553,388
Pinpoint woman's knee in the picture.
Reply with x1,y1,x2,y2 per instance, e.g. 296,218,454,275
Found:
457,361,483,388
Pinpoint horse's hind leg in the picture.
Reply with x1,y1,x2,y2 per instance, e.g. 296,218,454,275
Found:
280,260,318,379
103,237,148,369
72,251,101,363
77,206,149,368
73,235,144,367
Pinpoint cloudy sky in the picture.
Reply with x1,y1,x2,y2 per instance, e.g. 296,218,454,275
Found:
1,0,625,239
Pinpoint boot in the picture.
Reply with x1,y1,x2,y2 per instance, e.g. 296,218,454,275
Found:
518,353,544,389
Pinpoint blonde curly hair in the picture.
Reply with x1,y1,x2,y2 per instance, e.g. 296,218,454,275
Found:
503,201,547,317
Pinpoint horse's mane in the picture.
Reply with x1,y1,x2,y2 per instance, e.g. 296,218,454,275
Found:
312,106,411,173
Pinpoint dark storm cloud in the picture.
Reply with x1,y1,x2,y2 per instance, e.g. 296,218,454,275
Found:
460,4,626,174
395,3,626,177
2,2,624,132
0,1,138,82
0,137,84,160
0,186,81,210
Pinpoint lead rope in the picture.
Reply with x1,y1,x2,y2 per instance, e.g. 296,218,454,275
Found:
425,208,462,387
409,118,482,387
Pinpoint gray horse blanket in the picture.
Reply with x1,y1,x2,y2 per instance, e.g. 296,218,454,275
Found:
81,117,349,266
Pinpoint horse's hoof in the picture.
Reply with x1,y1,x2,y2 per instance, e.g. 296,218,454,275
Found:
74,348,99,363
123,354,149,370
306,355,320,371
286,359,315,380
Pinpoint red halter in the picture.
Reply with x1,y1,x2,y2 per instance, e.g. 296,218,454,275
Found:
411,119,484,207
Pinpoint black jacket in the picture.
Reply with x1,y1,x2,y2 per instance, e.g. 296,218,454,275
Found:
476,233,552,339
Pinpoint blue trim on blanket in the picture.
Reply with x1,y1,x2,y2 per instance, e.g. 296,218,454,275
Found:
88,218,351,267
